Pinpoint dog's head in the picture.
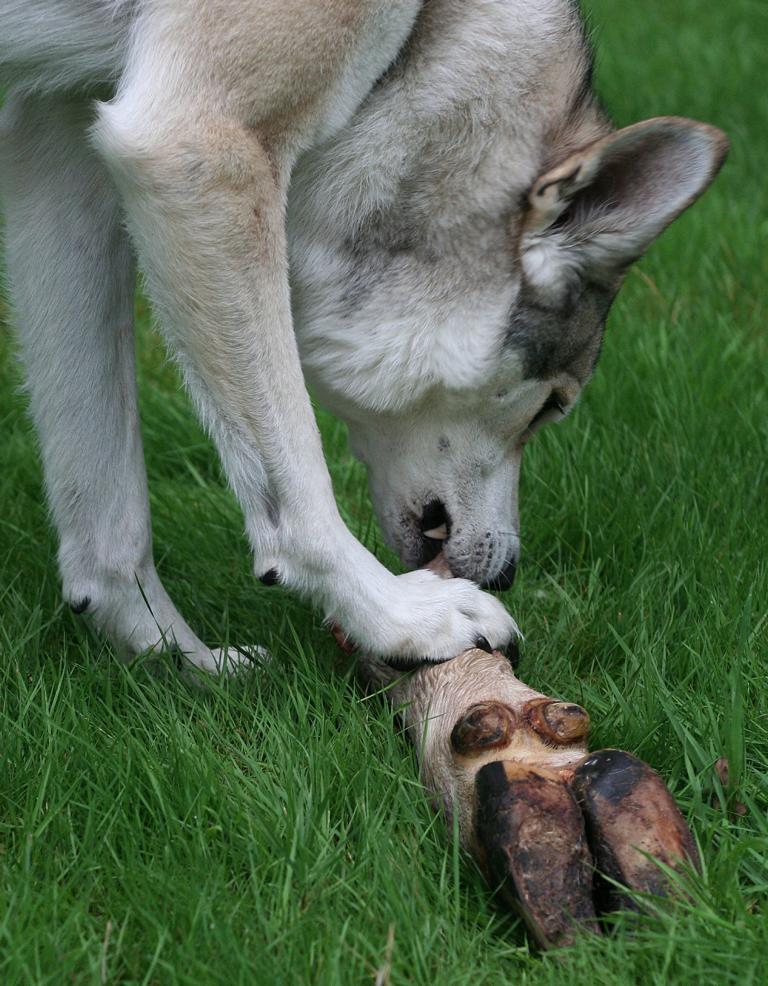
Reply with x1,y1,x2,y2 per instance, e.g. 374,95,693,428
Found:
292,118,727,586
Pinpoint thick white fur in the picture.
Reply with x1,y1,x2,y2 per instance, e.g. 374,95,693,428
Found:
0,1,725,669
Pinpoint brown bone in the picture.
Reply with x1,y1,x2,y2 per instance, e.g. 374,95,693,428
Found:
351,561,700,948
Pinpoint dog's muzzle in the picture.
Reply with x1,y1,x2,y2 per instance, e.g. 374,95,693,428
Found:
417,500,518,590
480,556,518,592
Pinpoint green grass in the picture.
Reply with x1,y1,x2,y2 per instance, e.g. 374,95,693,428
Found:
1,1,767,982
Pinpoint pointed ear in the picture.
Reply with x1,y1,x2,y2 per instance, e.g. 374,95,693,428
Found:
521,117,729,296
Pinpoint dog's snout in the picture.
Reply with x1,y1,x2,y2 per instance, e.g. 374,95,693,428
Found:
441,536,519,590
407,501,518,587
481,556,518,592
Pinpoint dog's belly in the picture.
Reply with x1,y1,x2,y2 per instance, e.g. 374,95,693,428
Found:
0,0,136,93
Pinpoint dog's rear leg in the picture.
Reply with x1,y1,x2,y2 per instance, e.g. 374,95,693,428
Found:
0,94,251,672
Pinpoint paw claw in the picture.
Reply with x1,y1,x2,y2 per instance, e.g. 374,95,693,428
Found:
188,644,271,674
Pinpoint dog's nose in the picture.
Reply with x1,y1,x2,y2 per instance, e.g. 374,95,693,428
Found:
481,556,518,592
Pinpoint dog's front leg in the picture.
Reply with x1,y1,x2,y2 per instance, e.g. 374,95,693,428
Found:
93,98,515,663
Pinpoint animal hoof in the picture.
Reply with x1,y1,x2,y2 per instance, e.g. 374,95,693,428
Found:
570,749,700,913
475,761,599,948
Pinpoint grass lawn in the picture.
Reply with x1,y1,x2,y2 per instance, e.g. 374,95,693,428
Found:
1,1,767,982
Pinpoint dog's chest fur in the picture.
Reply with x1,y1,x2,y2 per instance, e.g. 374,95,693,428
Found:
287,0,604,413
308,1,424,145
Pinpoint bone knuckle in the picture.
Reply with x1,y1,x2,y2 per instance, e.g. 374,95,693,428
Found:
450,702,517,756
527,699,590,745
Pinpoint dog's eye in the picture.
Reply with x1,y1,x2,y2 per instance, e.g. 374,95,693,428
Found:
526,393,566,432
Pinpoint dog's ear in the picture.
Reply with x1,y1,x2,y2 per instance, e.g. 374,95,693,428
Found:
521,117,728,297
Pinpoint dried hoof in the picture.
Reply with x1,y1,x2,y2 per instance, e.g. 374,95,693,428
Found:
475,761,599,948
339,557,700,950
570,749,700,913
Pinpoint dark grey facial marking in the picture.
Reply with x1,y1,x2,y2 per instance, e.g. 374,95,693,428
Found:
438,436,451,452
506,281,615,382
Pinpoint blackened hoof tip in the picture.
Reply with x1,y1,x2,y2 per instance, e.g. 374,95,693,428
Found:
576,749,638,779
572,749,649,804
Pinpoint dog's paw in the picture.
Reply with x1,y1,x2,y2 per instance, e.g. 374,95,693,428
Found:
339,569,519,666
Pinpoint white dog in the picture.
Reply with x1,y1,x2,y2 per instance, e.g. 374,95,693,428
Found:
0,1,727,670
